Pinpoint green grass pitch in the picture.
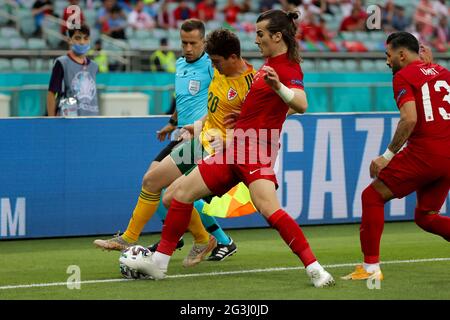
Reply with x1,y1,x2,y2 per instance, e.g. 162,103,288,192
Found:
0,221,449,300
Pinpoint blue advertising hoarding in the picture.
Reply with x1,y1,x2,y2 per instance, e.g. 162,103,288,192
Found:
0,114,448,239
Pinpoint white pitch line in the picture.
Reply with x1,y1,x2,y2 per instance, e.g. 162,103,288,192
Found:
1,257,449,290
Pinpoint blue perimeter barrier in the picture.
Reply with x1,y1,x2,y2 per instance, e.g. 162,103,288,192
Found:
0,114,448,239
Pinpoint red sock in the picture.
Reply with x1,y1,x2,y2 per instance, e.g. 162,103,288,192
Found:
360,184,386,264
157,198,193,256
415,209,450,241
267,209,316,267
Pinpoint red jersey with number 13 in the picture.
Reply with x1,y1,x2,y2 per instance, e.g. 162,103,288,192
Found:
393,60,450,157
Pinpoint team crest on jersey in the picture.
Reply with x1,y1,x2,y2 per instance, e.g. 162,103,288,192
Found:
188,80,201,95
227,87,238,100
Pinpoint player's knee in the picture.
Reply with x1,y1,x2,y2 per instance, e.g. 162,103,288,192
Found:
361,185,385,207
142,170,158,193
173,182,195,203
414,208,437,232
162,190,173,208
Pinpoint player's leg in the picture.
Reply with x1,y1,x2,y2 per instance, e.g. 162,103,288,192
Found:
163,179,237,262
194,200,237,261
248,178,335,288
134,155,239,279
146,167,216,277
157,175,216,267
93,143,183,250
415,177,450,241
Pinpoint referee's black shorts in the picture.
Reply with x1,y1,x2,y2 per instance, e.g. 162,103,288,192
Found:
153,140,183,162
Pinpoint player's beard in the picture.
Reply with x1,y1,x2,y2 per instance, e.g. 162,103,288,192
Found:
391,59,401,75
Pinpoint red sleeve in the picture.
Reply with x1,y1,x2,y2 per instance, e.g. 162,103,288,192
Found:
279,64,304,90
393,74,415,109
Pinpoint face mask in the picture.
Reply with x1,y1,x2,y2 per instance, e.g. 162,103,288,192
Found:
72,43,91,56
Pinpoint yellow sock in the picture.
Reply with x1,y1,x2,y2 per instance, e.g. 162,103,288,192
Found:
188,208,210,245
122,188,160,243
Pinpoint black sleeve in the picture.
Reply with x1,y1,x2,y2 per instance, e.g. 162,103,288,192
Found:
48,60,64,94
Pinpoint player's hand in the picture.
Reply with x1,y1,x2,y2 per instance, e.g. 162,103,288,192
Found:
156,123,176,142
262,66,281,91
208,135,224,154
223,112,240,129
370,156,390,178
178,125,194,141
419,44,434,64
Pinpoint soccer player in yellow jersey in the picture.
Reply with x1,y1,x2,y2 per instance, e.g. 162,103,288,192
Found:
161,29,256,261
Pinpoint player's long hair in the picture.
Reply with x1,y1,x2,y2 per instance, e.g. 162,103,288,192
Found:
256,9,301,64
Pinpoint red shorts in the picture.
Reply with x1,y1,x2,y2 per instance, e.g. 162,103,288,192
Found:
197,149,278,196
378,147,450,211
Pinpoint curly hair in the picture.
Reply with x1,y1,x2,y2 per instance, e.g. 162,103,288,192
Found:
205,29,241,59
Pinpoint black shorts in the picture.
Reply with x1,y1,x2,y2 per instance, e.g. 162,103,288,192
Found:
153,140,183,162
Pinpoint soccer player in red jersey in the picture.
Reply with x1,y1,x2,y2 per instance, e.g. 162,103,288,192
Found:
121,9,335,288
343,32,450,281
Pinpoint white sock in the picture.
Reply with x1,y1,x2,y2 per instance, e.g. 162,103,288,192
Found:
363,262,380,273
152,251,171,272
306,261,324,273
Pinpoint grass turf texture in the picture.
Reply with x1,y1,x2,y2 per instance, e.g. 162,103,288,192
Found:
0,221,449,300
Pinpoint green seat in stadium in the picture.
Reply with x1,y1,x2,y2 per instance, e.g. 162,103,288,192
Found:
344,59,358,71
134,29,152,40
84,9,97,27
340,32,356,41
318,59,330,71
17,9,36,37
0,26,19,38
0,58,11,71
11,58,30,71
361,59,376,71
27,38,47,50
9,37,27,49
140,38,160,50
300,59,315,72
127,38,142,50
152,28,168,40
329,59,345,71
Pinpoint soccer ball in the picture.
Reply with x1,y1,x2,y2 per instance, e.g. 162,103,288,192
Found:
119,245,152,280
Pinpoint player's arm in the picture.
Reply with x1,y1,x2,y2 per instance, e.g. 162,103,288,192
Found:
180,114,207,140
157,110,178,141
369,103,416,178
262,66,308,114
387,101,417,153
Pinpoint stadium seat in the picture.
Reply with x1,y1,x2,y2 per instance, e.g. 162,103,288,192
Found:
27,38,47,50
134,29,152,40
15,8,36,37
152,28,168,40
300,59,315,72
329,59,345,71
84,9,97,27
374,59,389,71
0,58,11,71
168,29,179,41
11,58,30,71
361,59,376,71
318,59,330,71
206,20,223,31
140,38,160,50
0,26,19,38
369,31,386,42
9,37,27,49
128,38,142,50
344,59,358,71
